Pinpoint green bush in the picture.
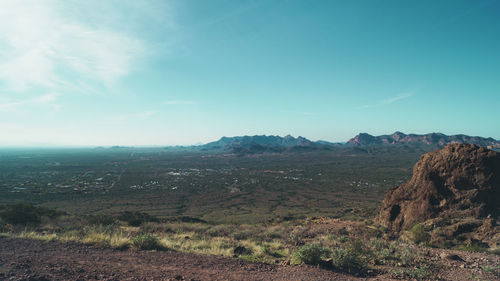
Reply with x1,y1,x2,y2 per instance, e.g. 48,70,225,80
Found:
331,240,371,273
392,242,426,266
131,233,161,250
391,264,431,280
409,223,430,245
292,243,329,265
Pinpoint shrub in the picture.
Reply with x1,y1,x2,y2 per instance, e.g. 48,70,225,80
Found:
369,238,393,263
392,242,426,266
131,233,161,250
233,245,252,256
292,243,329,265
0,219,11,232
0,203,42,225
118,211,159,227
331,240,371,273
261,243,283,258
85,214,115,226
458,240,486,252
391,264,432,280
409,223,430,245
489,247,500,255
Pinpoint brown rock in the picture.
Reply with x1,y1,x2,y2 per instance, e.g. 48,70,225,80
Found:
376,143,500,233
440,253,465,262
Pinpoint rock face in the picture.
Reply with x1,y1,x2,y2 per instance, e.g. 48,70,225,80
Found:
377,143,500,233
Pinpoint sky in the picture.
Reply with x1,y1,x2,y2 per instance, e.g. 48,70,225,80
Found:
0,0,499,146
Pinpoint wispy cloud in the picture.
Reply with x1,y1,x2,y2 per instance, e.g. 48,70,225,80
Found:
381,93,413,104
0,93,60,112
163,100,196,105
361,93,413,109
0,0,161,93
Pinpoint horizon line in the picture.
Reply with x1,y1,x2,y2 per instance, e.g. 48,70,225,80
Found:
0,131,498,149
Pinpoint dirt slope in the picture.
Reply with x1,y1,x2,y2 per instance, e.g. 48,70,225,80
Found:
1,237,499,281
0,237,375,281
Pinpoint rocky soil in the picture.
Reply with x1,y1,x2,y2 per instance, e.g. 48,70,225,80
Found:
1,237,499,281
0,237,378,281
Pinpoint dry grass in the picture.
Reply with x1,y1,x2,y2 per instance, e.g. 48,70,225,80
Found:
0,217,440,276
110,232,131,249
82,231,110,246
17,231,58,242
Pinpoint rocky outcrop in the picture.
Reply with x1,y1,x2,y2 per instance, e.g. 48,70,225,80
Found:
377,144,500,235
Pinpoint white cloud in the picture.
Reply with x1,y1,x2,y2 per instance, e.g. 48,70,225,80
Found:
0,0,145,92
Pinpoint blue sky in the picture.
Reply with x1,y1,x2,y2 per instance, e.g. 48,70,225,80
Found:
0,0,499,146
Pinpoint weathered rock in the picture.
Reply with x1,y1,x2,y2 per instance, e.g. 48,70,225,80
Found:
377,143,500,233
440,252,465,262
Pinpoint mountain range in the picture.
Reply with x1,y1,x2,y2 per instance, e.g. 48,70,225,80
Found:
346,132,500,147
196,132,500,153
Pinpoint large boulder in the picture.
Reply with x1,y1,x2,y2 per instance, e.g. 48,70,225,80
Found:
377,143,500,234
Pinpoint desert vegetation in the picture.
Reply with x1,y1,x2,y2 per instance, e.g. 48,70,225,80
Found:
2,203,499,279
1,145,499,280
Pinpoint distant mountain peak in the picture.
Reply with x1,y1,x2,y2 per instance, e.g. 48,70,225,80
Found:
392,131,407,137
347,132,499,148
195,132,499,154
204,134,313,149
348,133,378,145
